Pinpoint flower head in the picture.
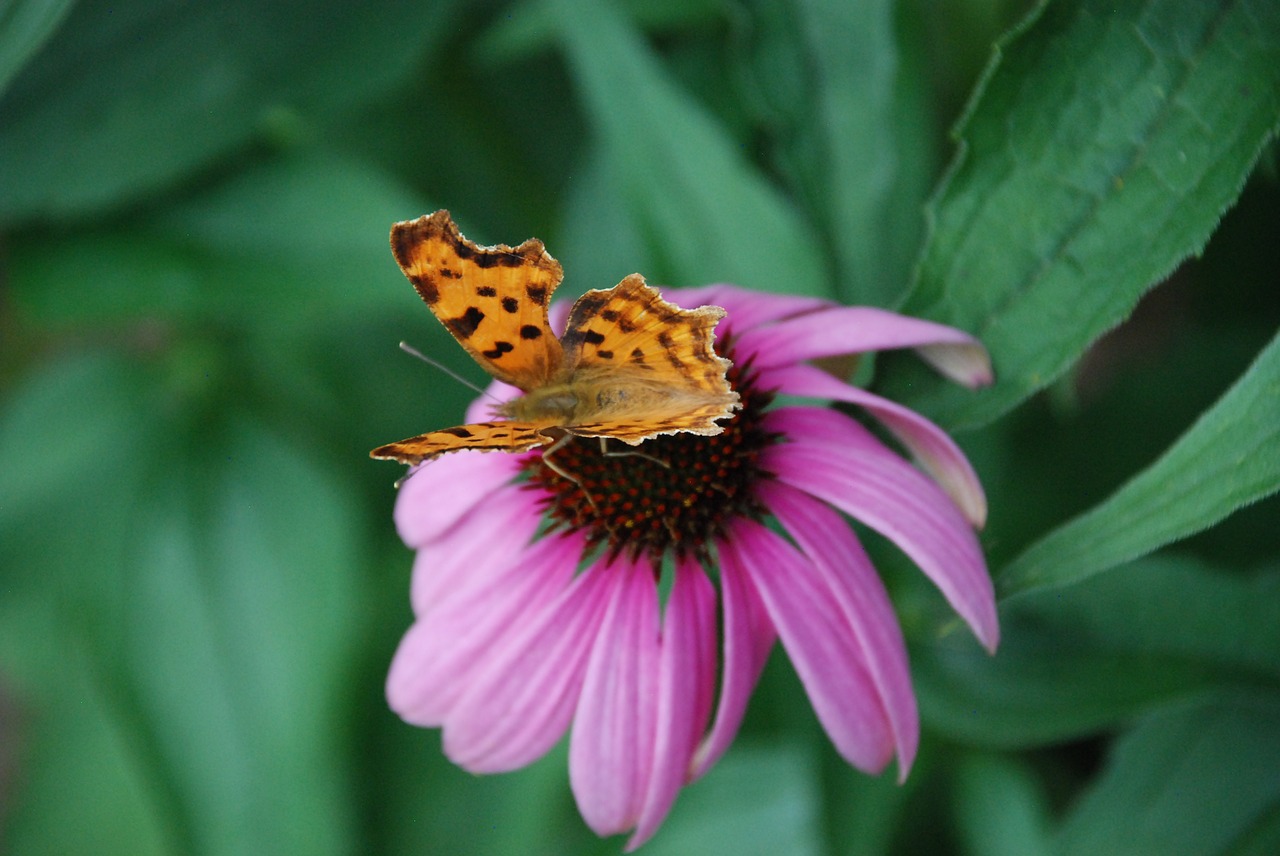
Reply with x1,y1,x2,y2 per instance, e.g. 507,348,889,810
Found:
386,285,997,849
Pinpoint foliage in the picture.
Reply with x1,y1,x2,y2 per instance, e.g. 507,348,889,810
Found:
2,0,1277,853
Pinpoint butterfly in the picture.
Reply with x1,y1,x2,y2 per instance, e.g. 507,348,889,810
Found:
370,210,740,466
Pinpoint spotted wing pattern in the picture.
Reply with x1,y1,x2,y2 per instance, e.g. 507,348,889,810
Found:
370,421,554,464
558,274,739,443
373,213,738,467
390,210,564,391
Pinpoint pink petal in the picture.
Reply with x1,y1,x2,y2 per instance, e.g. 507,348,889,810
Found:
387,530,585,728
570,556,661,837
627,556,717,851
667,284,833,331
737,306,992,387
394,449,521,547
761,362,987,527
764,408,999,652
440,550,616,772
691,541,776,779
760,480,919,778
724,519,895,773
408,485,543,617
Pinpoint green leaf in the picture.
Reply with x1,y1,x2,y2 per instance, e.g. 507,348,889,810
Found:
0,601,177,856
9,151,425,328
952,754,1053,856
735,0,937,306
0,0,75,97
550,0,830,296
1056,692,1280,856
1000,329,1280,598
475,0,722,65
0,350,366,855
914,554,1280,748
121,421,363,855
374,737,596,856
894,0,1280,428
645,742,822,856
0,0,454,222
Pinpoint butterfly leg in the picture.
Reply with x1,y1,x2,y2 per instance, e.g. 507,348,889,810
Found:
538,434,607,516
596,437,672,469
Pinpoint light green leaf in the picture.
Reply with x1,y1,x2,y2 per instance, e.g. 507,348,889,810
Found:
893,0,1280,428
0,0,454,222
0,350,366,855
0,0,75,97
0,601,177,856
551,0,829,296
1000,329,1280,598
122,421,363,856
1057,692,1280,856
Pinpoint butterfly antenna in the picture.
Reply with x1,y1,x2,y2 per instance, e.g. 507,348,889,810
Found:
398,341,502,403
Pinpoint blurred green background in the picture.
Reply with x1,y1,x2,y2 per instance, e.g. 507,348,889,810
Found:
2,0,1279,854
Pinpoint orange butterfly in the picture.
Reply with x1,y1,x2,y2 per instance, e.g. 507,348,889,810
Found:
370,210,740,466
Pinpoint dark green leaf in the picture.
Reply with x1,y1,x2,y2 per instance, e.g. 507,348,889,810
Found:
895,0,1280,428
0,0,75,97
551,0,829,296
10,151,425,327
475,0,722,65
915,554,1280,747
646,742,822,856
1000,330,1280,598
0,0,454,222
1057,692,1280,856
736,0,937,305
952,754,1053,856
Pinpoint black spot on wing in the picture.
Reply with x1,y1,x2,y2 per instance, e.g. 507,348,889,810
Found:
446,306,485,339
583,330,605,345
526,285,548,305
482,341,515,359
476,285,497,297
520,325,542,340
502,297,519,313
410,273,439,305
474,252,526,269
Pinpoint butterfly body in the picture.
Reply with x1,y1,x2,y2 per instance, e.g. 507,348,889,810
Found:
371,210,739,466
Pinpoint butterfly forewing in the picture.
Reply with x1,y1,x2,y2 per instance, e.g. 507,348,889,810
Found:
390,210,565,391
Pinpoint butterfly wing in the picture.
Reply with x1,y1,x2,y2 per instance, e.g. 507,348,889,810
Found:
559,274,740,443
370,421,556,465
390,210,564,391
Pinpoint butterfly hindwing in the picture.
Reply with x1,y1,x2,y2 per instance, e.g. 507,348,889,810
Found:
390,211,565,391
556,274,739,440
370,421,555,465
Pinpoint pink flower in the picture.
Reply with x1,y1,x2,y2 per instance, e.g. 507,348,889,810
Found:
385,285,998,849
